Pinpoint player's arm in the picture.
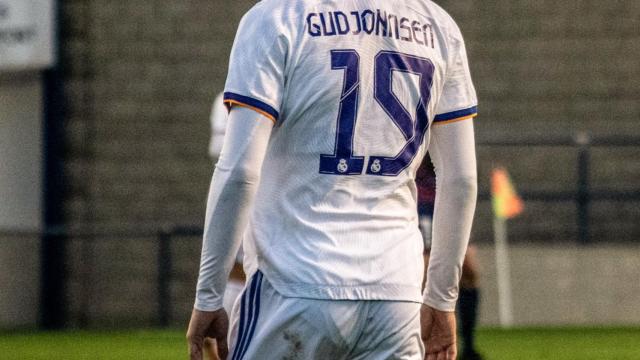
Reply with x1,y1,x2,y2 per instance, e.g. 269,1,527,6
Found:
424,17,478,312
195,106,272,311
421,118,477,360
421,18,478,360
425,119,477,311
188,107,273,359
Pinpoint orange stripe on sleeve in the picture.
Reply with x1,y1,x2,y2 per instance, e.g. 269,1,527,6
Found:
224,100,277,124
432,113,477,126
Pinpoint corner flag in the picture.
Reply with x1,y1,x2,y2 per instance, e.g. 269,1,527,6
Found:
490,167,523,327
491,167,524,219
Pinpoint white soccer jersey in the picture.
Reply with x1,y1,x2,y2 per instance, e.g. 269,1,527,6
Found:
224,0,477,303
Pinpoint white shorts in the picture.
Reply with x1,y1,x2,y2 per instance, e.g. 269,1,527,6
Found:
228,271,424,360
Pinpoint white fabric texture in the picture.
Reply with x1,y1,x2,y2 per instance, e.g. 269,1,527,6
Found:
196,0,478,310
218,0,478,305
432,22,477,117
425,119,477,311
209,92,246,265
195,107,273,311
228,272,424,360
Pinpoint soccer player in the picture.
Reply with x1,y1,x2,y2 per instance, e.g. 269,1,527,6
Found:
209,92,228,163
187,1,478,359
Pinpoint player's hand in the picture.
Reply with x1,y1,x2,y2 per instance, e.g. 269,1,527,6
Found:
187,308,229,360
420,304,457,360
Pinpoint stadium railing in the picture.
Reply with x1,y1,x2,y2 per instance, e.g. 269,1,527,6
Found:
1,133,638,329
476,133,640,244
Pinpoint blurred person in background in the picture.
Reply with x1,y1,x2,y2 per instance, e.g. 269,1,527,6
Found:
209,92,228,164
457,246,482,360
417,155,483,360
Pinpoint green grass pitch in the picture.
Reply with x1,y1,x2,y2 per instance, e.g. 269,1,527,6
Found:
0,327,639,359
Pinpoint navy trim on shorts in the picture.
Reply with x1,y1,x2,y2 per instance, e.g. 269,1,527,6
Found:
232,271,263,360
231,281,249,360
238,271,263,359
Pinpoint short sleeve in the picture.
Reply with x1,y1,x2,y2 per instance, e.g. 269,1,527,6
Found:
223,5,288,123
433,27,478,125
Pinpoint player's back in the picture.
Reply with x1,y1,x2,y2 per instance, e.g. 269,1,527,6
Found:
224,0,477,303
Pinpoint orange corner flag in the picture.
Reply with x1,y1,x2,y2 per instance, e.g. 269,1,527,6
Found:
491,167,524,219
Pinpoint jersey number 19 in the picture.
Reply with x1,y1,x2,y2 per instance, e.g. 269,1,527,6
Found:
319,50,435,177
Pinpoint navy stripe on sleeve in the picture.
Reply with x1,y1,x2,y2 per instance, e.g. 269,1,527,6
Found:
433,106,478,122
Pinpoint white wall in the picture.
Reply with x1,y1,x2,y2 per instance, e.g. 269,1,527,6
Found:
0,0,55,71
476,244,640,326
0,72,42,231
